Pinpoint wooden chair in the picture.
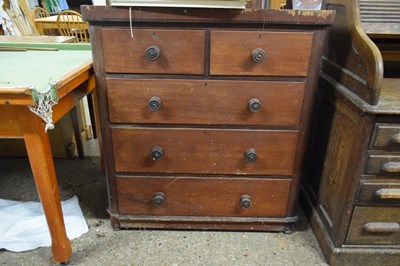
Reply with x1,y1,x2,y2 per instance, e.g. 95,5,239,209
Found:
31,6,50,19
32,6,58,35
56,10,89,43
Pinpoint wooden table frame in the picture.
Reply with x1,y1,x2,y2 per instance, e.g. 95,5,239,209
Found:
0,36,77,43
0,62,96,263
34,15,60,35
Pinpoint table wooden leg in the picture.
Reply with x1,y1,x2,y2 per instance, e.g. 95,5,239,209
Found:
86,93,97,139
70,106,85,159
35,23,45,35
90,89,104,171
19,111,72,263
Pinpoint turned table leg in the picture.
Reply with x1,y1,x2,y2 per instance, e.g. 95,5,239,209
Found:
19,111,72,263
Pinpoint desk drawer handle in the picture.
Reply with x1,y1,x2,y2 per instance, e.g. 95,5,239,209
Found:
381,162,400,173
145,45,160,61
251,48,266,63
363,222,400,234
151,146,163,161
248,98,261,112
148,96,162,111
391,133,400,144
375,189,400,199
244,149,257,163
240,195,252,209
153,192,165,206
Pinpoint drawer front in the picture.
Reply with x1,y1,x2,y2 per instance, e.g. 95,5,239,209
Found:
357,181,400,203
210,30,313,76
346,206,400,245
116,176,291,217
365,154,400,175
112,127,298,175
102,29,205,74
371,124,400,150
107,79,305,126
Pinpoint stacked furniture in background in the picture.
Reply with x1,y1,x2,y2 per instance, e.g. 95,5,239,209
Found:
301,0,400,265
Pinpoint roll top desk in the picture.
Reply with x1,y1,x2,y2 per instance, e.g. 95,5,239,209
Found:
301,0,400,264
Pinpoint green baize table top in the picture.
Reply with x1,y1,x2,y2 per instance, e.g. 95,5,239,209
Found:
0,43,92,95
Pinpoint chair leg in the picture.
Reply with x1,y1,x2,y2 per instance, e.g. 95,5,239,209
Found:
86,94,97,139
70,106,84,159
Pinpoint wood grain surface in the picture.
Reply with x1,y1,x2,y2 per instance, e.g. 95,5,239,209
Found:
107,79,305,126
112,127,298,175
102,29,205,74
116,176,291,217
210,31,313,77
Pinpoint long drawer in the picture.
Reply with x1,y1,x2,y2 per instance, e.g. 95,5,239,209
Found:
346,206,400,245
116,176,291,217
111,127,298,175
107,79,305,126
210,30,314,76
102,29,205,74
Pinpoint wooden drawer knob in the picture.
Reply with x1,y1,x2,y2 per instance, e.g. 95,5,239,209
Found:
248,98,261,112
391,133,400,144
381,162,400,173
363,222,400,234
375,188,400,199
244,148,257,163
148,96,162,111
152,192,165,206
151,146,163,161
240,195,252,209
145,45,160,61
251,48,266,63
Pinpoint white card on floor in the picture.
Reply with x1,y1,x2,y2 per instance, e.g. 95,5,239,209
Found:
0,196,88,252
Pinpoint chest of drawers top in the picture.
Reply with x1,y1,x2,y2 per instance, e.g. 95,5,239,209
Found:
82,6,335,25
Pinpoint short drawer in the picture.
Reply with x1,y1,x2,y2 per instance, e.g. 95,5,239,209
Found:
111,127,298,175
365,154,400,175
107,79,305,126
357,181,400,203
116,176,291,217
370,124,400,150
346,206,400,245
102,29,205,74
210,30,313,76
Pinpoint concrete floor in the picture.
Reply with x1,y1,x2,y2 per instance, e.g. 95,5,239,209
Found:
0,140,328,265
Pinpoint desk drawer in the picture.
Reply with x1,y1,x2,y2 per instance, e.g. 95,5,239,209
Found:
111,127,298,175
102,29,205,74
371,124,400,150
346,206,400,245
116,176,291,217
357,181,400,203
210,30,313,76
365,154,400,175
107,79,305,126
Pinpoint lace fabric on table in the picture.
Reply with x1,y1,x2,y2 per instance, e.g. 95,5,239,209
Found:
28,83,58,132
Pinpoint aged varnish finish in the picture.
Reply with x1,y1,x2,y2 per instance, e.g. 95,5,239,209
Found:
302,0,400,264
82,5,334,231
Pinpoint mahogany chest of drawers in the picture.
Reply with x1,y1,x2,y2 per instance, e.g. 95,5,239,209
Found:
83,6,334,231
